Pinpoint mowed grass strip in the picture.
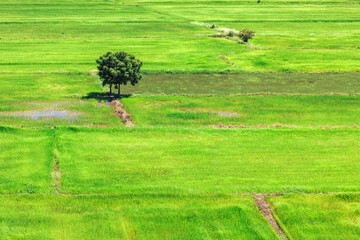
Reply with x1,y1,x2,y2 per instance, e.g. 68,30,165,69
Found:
0,0,359,73
0,127,53,193
120,73,360,96
1,37,359,73
0,38,234,73
122,96,360,127
147,3,360,22
225,49,360,72
0,22,213,39
0,194,278,240
0,2,174,22
268,194,360,240
3,0,357,23
57,127,360,194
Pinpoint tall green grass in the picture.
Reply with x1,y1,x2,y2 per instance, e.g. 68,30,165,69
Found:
57,127,360,194
0,194,278,239
0,127,53,193
0,0,360,238
0,0,359,73
268,194,360,240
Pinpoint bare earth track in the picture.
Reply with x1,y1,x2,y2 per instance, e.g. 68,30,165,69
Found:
255,194,289,240
110,100,135,127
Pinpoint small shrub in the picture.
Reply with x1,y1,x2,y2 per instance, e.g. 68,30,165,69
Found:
238,29,255,43
228,31,234,37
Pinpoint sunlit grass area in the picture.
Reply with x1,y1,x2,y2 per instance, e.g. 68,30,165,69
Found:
0,38,235,73
0,22,213,39
0,127,53,193
1,0,360,238
0,194,278,239
57,127,360,194
0,0,359,73
122,96,360,127
268,194,360,240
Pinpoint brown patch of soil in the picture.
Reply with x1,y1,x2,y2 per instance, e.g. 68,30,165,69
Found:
255,194,289,239
110,100,135,127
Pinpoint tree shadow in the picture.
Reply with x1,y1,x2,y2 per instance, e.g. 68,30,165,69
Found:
81,92,132,101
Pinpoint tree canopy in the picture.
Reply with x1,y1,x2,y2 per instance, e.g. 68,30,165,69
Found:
96,51,142,96
238,29,255,43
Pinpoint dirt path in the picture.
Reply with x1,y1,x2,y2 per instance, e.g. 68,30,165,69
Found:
110,100,135,127
255,194,289,239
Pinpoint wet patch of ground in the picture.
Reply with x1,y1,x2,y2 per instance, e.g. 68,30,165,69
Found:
0,110,82,121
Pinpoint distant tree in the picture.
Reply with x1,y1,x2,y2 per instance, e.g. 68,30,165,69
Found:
96,51,142,96
238,29,255,43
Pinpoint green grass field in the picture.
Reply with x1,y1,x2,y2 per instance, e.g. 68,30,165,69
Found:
1,0,359,73
268,194,360,240
0,195,278,240
0,127,53,194
122,95,360,127
57,127,360,194
1,0,360,239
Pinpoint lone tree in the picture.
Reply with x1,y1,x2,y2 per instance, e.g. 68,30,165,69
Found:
96,51,142,96
238,29,255,43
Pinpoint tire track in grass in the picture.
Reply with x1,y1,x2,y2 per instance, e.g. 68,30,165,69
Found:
255,194,289,240
219,54,239,69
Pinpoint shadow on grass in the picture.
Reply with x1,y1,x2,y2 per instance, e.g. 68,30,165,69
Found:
82,92,132,101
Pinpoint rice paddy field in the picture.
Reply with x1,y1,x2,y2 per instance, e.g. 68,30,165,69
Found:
0,0,360,239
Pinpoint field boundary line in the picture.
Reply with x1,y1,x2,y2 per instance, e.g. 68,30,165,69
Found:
1,191,360,197
219,54,239,69
51,127,61,194
209,123,360,129
255,194,289,239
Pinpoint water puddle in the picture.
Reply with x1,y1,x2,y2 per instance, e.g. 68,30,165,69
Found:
97,101,111,107
0,110,82,121
211,112,239,117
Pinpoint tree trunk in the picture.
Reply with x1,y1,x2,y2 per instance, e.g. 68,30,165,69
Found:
109,84,112,94
118,83,120,97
